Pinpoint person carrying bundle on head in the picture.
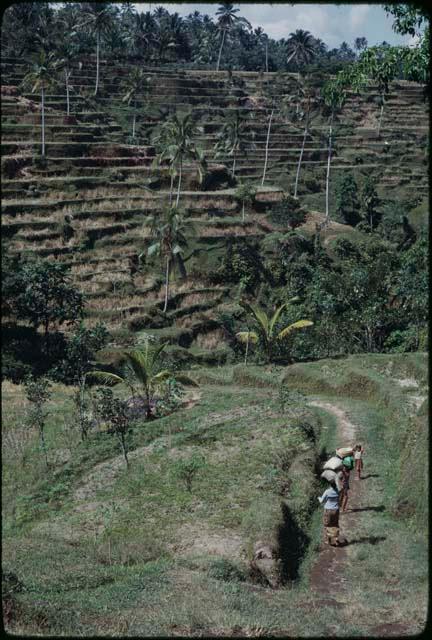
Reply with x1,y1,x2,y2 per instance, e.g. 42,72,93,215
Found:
318,480,341,546
339,454,354,512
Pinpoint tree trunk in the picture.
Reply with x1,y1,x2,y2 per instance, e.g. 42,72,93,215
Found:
163,255,170,313
265,42,268,73
94,31,100,96
325,112,333,223
169,171,174,205
120,433,129,468
261,108,274,186
132,112,136,138
232,155,236,177
244,332,249,365
294,104,310,199
65,69,70,116
175,159,182,208
378,99,384,137
39,425,48,468
145,386,153,419
41,86,45,156
216,29,226,72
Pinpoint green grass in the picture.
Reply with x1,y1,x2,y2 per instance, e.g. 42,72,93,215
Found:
2,353,428,635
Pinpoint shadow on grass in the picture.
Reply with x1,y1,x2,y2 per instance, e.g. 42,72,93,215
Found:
361,474,380,479
345,535,387,546
349,505,386,513
278,502,309,582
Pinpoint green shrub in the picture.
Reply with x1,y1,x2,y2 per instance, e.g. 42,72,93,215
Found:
207,558,246,582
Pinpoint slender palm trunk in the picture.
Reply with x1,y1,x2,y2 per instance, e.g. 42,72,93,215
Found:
325,112,334,222
378,97,384,136
169,171,174,205
175,159,182,208
232,155,236,177
163,255,170,313
65,69,70,116
216,29,226,72
244,332,249,365
261,107,274,186
94,31,100,96
265,42,268,73
294,106,310,199
41,86,45,156
132,112,136,138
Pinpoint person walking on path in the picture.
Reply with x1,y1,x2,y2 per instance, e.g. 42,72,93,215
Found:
354,444,364,479
318,480,341,546
339,464,351,512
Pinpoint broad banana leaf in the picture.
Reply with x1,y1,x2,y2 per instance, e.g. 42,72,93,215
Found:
269,303,287,336
277,319,314,340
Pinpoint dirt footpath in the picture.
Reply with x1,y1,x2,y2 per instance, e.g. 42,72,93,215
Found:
305,401,412,636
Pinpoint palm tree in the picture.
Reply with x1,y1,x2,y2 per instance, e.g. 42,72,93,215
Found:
215,3,251,71
286,29,317,80
294,84,321,199
122,69,152,140
77,3,116,95
143,206,194,313
236,329,258,365
153,111,205,207
21,50,61,157
57,38,80,117
358,46,399,136
131,11,156,60
322,80,346,223
235,182,257,222
240,300,313,363
214,110,255,178
254,27,269,72
90,339,197,420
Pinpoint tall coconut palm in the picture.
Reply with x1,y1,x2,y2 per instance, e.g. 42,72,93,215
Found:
131,11,156,59
90,339,197,420
143,206,195,313
240,300,313,363
358,46,399,136
294,84,321,199
322,80,346,223
254,27,269,72
286,29,317,80
214,110,255,178
77,3,116,95
57,38,80,117
21,50,61,157
152,111,205,207
215,3,251,71
122,69,152,140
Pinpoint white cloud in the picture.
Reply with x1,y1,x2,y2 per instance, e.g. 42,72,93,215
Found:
349,5,370,32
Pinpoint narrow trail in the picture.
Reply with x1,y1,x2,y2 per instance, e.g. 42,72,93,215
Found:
305,399,413,636
307,401,361,608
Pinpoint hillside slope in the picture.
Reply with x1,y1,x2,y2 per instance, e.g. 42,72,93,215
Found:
3,352,427,636
1,60,428,362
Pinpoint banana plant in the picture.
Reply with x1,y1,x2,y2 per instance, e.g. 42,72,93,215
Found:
240,300,313,363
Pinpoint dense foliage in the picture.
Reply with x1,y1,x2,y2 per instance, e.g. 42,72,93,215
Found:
2,2,425,75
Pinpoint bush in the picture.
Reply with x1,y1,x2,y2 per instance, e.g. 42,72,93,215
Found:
269,196,306,229
207,558,246,582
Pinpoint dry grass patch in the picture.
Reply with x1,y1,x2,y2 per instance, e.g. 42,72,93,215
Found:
193,328,226,350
